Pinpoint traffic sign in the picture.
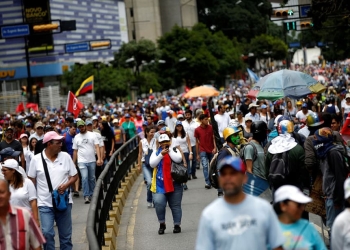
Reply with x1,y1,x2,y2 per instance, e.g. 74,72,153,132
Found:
289,42,301,48
300,5,311,18
1,24,30,38
65,42,90,53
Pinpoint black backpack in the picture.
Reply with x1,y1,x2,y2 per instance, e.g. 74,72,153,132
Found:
268,151,290,189
209,147,236,189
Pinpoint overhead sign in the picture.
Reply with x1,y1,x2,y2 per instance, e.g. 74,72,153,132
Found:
1,24,30,38
65,42,90,53
289,42,301,48
300,5,311,18
0,70,16,79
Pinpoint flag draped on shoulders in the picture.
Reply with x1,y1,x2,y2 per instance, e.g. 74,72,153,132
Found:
151,148,174,194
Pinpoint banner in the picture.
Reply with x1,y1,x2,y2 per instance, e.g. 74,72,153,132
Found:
66,91,84,118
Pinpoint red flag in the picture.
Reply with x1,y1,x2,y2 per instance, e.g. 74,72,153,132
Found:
66,91,84,118
16,102,25,113
26,103,38,112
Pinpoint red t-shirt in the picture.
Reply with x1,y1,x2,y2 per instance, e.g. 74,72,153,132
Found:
194,125,214,153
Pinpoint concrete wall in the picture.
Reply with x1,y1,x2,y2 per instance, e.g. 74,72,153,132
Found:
159,0,182,34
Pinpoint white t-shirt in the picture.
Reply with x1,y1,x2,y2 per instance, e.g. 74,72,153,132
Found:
141,138,156,162
295,110,314,122
173,134,189,153
214,113,230,137
244,112,260,122
182,119,199,147
28,150,78,207
331,209,350,250
342,103,350,114
72,131,99,163
259,114,270,124
165,117,177,133
10,178,37,211
24,150,34,174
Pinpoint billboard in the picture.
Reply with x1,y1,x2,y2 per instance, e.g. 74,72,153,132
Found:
22,0,53,52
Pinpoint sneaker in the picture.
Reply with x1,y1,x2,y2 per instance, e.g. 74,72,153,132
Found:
205,184,211,189
192,175,198,179
218,191,224,197
84,197,90,204
73,191,79,197
173,225,181,233
188,176,192,181
183,184,188,190
158,223,166,235
147,202,153,208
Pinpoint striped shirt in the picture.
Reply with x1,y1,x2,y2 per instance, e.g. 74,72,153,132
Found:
0,205,45,250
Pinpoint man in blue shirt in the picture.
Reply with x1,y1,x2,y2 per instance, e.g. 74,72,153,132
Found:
64,124,76,158
196,156,284,250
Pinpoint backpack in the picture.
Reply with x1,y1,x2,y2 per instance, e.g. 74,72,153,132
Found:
268,151,290,189
239,142,258,163
329,145,350,174
209,147,236,189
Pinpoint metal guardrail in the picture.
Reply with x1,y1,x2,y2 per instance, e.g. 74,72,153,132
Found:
86,136,139,249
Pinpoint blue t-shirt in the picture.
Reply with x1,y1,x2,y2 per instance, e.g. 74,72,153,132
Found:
196,195,284,250
280,219,327,250
65,132,75,158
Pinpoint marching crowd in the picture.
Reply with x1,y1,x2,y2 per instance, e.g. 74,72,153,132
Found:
1,63,350,249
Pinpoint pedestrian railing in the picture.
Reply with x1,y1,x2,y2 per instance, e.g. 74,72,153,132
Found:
86,136,139,249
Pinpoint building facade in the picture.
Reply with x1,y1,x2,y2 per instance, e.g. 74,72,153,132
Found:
0,0,127,89
124,0,198,43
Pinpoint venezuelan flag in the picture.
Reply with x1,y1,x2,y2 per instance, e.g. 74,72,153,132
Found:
76,76,93,97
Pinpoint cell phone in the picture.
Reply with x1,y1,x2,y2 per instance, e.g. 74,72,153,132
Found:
165,145,169,149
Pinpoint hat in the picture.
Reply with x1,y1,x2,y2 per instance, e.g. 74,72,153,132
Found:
101,115,107,121
344,178,350,199
44,125,54,132
43,131,64,144
156,120,165,126
346,93,350,99
296,101,303,106
35,122,44,129
142,121,148,126
0,147,21,157
75,118,82,122
177,114,184,119
274,185,312,204
49,119,55,123
113,119,119,124
268,134,297,154
159,126,171,134
124,114,130,118
176,121,182,126
202,102,207,106
260,104,267,109
5,127,14,132
217,156,246,173
138,99,143,103
301,103,308,108
85,120,93,126
92,116,98,121
19,133,28,139
25,122,31,127
158,134,170,142
1,159,22,175
274,114,283,127
77,120,85,127
248,103,259,110
245,117,252,122
236,110,243,115
166,110,174,114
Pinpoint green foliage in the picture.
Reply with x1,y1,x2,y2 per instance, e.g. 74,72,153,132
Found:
249,34,288,60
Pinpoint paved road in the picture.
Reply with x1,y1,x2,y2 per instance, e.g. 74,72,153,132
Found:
117,168,330,250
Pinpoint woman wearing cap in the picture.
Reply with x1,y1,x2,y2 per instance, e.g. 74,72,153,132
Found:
173,120,192,189
150,133,183,235
341,93,350,121
243,117,253,141
19,133,29,162
273,185,327,250
138,125,157,208
1,159,39,225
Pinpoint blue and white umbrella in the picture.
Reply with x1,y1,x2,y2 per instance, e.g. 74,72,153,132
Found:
256,70,317,100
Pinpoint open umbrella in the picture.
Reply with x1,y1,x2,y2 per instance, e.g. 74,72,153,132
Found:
256,70,317,100
184,85,219,98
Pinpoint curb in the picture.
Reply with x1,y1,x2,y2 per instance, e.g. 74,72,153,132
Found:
102,166,140,249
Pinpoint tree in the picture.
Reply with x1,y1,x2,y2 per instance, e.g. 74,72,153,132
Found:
62,63,134,100
249,34,288,60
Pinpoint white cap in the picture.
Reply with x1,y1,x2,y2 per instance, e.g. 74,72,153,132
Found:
1,159,22,175
274,114,283,127
274,185,312,204
92,116,98,120
158,134,170,142
344,178,350,199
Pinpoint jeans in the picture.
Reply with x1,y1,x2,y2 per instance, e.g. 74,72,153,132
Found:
142,163,153,203
152,182,183,225
325,198,344,230
39,204,73,250
78,162,96,198
190,146,197,176
200,151,214,185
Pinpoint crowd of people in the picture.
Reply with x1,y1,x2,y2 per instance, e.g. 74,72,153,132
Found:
1,63,350,249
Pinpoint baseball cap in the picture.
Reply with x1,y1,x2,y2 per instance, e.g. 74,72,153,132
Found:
274,185,312,204
202,102,207,106
344,178,350,199
245,117,252,122
166,110,174,114
346,93,350,99
301,103,308,108
177,114,184,119
49,119,55,123
19,133,28,139
156,120,165,126
260,104,267,109
217,156,246,173
92,116,98,121
44,125,54,132
0,147,21,157
113,119,119,124
43,131,64,144
1,159,22,175
176,121,182,126
77,120,85,127
35,122,44,129
25,122,31,127
75,118,82,122
142,121,148,126
125,114,130,118
236,110,242,115
158,134,170,142
248,103,259,110
85,120,93,126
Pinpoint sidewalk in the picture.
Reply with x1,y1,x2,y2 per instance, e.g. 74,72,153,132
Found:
117,168,218,250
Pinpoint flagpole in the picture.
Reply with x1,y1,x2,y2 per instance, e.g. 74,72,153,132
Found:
66,91,70,113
